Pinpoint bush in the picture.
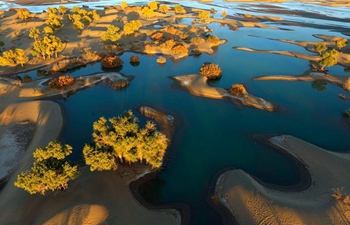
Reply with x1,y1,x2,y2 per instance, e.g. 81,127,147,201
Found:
23,74,32,83
0,41,4,46
129,55,140,63
229,84,247,96
343,77,350,91
174,4,186,15
199,63,222,79
207,35,220,45
17,8,30,21
157,56,166,64
171,44,188,54
151,31,164,40
190,37,205,45
49,75,75,89
101,56,123,68
109,79,130,89
160,39,176,50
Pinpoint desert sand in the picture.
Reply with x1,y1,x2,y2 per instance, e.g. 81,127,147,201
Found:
216,135,350,225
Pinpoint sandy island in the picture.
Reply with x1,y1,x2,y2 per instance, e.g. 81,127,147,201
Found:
215,135,350,224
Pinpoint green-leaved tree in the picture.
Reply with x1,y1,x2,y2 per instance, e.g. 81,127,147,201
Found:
319,49,339,71
314,42,327,55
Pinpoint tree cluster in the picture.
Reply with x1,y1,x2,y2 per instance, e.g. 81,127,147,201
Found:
0,49,28,68
199,63,222,79
48,75,75,89
83,111,167,171
31,34,64,59
14,142,79,195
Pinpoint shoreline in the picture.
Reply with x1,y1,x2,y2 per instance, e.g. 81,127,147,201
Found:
215,135,350,224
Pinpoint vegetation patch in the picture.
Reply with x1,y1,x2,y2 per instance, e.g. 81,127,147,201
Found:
101,56,124,68
199,63,222,79
48,75,75,89
229,84,248,96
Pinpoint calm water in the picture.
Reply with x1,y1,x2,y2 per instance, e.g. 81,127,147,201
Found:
55,22,350,224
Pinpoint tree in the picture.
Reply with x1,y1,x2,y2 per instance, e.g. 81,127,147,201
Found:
159,5,170,14
73,19,85,32
44,26,54,35
174,4,186,15
14,141,79,195
314,42,327,55
198,11,210,22
148,1,159,11
336,38,347,50
31,35,63,59
210,8,216,17
45,13,63,30
221,10,227,18
123,20,142,35
29,27,40,41
319,49,339,71
88,10,100,21
141,6,155,19
17,8,30,21
47,7,57,14
83,111,168,172
71,6,81,14
58,5,67,15
0,48,28,68
121,1,128,10
101,25,121,42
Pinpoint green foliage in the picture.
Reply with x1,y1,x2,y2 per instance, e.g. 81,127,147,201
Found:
314,42,327,55
58,5,67,15
17,8,30,21
336,38,347,50
29,27,40,41
0,48,28,68
148,1,159,11
123,20,142,35
0,41,4,46
198,11,210,22
319,49,339,70
14,141,79,195
101,25,121,42
44,26,54,35
141,6,155,19
174,4,186,15
159,5,170,14
83,111,168,171
31,35,63,59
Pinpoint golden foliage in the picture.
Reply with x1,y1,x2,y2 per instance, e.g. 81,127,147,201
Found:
229,84,248,96
199,63,222,79
49,76,75,89
101,56,124,68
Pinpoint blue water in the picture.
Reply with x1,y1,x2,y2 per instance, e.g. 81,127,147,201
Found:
54,21,350,225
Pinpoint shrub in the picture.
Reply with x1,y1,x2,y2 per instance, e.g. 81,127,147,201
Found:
151,31,164,40
198,11,210,22
171,44,188,54
101,56,123,68
174,4,186,15
207,35,220,45
336,38,347,50
101,25,121,42
222,10,227,18
244,13,252,18
156,56,166,64
229,84,247,96
159,5,170,14
344,77,350,91
344,195,350,205
141,6,155,19
29,28,40,41
165,26,178,35
123,20,142,35
23,74,32,83
160,39,176,50
49,75,75,89
199,63,222,79
130,55,140,63
109,79,130,89
148,1,159,11
314,42,327,55
190,37,205,45
319,49,339,70
17,8,30,21
0,41,4,46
